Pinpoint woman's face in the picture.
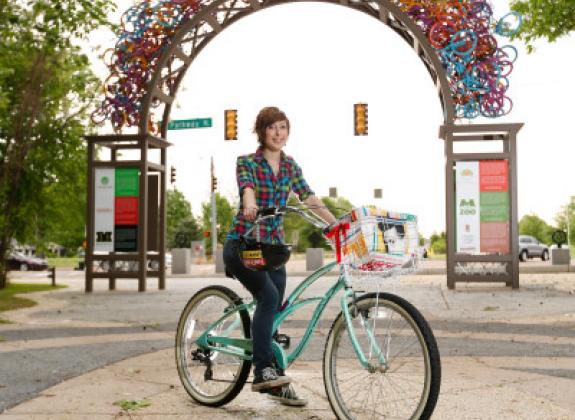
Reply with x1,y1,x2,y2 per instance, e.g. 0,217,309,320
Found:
263,120,289,152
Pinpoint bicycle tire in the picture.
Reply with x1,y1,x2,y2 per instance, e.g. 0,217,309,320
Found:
175,285,251,407
323,292,441,420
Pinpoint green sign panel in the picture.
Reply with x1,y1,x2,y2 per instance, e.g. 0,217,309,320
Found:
480,192,509,222
167,118,212,130
115,168,139,197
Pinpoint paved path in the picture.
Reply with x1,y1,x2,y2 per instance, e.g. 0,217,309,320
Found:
1,270,575,418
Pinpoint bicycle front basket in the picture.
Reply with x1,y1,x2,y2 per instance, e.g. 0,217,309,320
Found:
336,206,419,274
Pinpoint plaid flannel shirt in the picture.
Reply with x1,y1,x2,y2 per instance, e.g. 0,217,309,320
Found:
227,147,314,244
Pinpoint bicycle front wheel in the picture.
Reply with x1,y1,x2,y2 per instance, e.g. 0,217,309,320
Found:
323,292,441,420
175,285,251,407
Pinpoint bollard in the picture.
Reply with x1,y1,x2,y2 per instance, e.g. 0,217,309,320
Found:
215,249,225,273
48,266,56,286
306,248,324,271
172,248,192,274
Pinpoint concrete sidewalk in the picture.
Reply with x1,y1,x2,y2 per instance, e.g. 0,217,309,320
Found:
1,271,575,419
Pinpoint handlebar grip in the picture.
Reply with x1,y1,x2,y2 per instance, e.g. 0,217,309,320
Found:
257,207,277,217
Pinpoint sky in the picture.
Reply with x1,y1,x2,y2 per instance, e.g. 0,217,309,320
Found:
88,0,575,237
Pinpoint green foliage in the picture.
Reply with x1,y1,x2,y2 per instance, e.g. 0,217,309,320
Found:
0,0,116,288
0,283,66,313
36,155,88,254
553,196,575,245
113,399,151,412
202,194,235,254
519,214,553,244
321,196,355,218
167,189,202,248
284,196,354,252
511,0,575,52
429,231,446,255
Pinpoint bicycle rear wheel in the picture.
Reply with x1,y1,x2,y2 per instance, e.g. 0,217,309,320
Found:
175,285,251,406
323,292,441,420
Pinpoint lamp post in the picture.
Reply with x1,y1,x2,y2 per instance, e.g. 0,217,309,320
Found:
567,204,571,254
210,157,217,260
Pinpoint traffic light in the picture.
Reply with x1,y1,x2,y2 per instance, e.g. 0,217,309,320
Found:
354,103,368,136
170,166,176,184
211,175,218,192
224,109,238,140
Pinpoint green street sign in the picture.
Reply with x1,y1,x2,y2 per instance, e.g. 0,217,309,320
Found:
167,118,212,130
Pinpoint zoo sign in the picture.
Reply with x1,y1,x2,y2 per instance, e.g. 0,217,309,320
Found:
455,161,510,254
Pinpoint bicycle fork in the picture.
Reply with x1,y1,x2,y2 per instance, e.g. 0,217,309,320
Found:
341,288,389,373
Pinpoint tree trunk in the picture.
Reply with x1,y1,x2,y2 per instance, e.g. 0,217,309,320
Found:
0,235,9,289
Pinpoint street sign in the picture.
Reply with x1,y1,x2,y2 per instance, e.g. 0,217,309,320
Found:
167,118,212,130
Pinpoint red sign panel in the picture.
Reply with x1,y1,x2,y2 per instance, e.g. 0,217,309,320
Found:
480,222,509,253
115,196,138,225
479,160,508,192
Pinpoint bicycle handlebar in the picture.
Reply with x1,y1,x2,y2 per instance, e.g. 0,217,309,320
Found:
244,205,342,240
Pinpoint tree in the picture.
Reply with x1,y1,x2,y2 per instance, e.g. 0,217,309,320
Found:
322,196,354,218
519,214,553,244
0,0,116,288
429,231,446,255
167,189,202,249
284,195,355,252
299,196,354,251
36,163,88,255
553,196,574,246
202,194,235,255
511,0,575,52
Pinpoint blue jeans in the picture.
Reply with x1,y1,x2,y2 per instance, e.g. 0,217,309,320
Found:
223,239,286,375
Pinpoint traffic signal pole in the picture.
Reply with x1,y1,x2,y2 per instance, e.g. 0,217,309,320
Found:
210,157,217,260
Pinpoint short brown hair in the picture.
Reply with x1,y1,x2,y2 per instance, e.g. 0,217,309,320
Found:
253,106,290,144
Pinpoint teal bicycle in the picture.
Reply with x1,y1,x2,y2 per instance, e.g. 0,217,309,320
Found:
175,206,441,419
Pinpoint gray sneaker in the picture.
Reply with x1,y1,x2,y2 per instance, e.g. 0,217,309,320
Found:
251,367,291,392
266,384,308,407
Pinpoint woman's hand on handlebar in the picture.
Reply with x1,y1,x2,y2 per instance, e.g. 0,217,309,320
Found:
243,205,258,222
242,188,258,222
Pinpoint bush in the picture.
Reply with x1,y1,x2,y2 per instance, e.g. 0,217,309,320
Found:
430,237,446,254
429,231,446,255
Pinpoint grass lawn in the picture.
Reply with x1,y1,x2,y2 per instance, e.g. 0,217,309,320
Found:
0,283,66,322
47,257,81,268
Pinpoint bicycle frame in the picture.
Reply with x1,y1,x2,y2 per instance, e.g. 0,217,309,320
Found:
194,261,389,372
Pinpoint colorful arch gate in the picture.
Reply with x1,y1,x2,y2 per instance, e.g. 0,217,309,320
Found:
85,0,523,292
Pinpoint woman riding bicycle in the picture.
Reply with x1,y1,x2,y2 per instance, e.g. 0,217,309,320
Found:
223,106,336,406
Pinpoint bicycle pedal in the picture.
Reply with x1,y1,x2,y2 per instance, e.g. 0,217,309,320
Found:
274,333,291,350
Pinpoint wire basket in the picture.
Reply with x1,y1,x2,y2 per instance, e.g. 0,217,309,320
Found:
329,207,420,280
